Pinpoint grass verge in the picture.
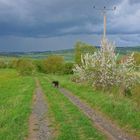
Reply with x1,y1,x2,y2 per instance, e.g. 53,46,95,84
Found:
0,69,35,140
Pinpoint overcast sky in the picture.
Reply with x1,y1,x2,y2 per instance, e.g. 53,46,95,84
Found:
0,0,140,52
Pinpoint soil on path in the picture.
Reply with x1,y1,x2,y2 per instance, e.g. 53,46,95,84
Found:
59,88,139,140
26,79,52,140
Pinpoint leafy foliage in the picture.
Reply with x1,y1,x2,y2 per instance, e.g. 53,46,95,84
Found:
133,52,140,70
63,62,74,74
0,59,7,68
15,58,35,76
73,39,138,94
74,41,96,64
43,55,64,74
34,60,45,73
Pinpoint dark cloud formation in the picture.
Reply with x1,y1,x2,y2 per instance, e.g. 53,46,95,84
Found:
0,0,140,52
0,0,134,37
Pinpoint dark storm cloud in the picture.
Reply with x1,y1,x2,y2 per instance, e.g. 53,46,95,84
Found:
0,0,122,37
0,0,139,37
0,0,140,52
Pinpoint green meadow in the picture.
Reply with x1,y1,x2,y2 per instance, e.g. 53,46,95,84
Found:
0,46,140,139
0,69,35,140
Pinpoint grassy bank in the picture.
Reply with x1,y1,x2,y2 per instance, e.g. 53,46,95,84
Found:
0,69,35,140
39,76,106,140
47,74,140,137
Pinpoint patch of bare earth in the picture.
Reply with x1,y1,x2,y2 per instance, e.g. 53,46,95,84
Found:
59,88,139,140
26,79,52,140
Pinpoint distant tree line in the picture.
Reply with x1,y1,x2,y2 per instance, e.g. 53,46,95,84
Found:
0,56,74,76
0,41,139,76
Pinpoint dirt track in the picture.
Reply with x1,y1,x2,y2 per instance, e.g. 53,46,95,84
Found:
26,79,52,140
59,88,139,140
26,78,139,140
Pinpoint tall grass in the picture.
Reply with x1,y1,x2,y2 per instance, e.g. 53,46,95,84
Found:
39,76,106,140
47,74,140,137
0,69,35,140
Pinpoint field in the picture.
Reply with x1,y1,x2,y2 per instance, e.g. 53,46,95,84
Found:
1,0,140,139
0,68,140,139
0,49,75,62
0,70,106,140
0,44,140,140
0,46,140,61
0,70,35,140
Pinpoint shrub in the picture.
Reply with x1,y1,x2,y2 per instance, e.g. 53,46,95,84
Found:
132,83,140,107
73,39,138,94
133,52,140,70
43,55,64,74
0,59,13,68
8,58,18,68
74,41,96,64
16,58,35,76
63,62,74,74
133,52,140,65
0,59,7,68
34,60,45,73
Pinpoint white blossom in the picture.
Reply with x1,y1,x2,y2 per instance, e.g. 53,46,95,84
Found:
73,38,138,92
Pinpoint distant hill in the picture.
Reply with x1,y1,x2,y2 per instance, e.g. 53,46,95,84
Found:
0,47,139,61
0,49,74,61
115,46,140,55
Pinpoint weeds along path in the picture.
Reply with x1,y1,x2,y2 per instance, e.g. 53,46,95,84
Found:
26,78,52,140
59,88,139,140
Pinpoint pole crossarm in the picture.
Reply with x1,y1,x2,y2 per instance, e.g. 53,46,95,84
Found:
93,6,116,12
93,6,116,39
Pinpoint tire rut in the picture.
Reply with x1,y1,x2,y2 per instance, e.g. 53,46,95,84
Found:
26,79,52,140
59,88,139,140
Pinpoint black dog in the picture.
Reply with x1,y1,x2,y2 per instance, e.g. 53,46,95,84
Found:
52,81,59,88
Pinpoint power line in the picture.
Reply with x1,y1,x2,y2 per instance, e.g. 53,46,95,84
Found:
93,6,116,39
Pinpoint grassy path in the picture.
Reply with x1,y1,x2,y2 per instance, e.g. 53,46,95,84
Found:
26,78,52,140
47,74,140,138
39,76,106,140
59,88,139,140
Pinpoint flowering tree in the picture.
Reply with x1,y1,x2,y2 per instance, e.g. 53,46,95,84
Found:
73,38,138,94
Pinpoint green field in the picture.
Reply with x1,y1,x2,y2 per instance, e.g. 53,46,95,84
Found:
0,70,105,140
0,69,35,140
0,49,75,62
0,69,140,139
0,46,140,61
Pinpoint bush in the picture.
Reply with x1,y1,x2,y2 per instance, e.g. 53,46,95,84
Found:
132,83,140,107
63,62,74,74
133,52,140,70
74,41,96,64
0,59,7,68
43,55,64,74
134,52,140,65
15,59,35,76
73,39,138,94
34,60,45,73
6,58,18,69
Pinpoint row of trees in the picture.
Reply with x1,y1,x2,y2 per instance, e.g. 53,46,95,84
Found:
0,41,96,76
0,41,139,78
0,56,73,76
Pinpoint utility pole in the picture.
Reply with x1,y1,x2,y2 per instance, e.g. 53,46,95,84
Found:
93,6,116,39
